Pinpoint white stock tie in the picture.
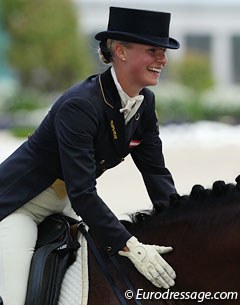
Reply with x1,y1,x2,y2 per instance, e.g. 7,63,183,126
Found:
111,67,144,124
119,95,144,123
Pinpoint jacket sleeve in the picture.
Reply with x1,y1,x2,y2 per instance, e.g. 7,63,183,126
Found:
131,94,176,208
54,98,131,254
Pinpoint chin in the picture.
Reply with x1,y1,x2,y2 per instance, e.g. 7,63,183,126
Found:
147,80,159,87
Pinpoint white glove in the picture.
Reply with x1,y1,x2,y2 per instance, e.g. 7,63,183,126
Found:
118,236,176,289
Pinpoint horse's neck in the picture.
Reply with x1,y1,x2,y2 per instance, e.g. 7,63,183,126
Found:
133,200,240,240
130,201,240,297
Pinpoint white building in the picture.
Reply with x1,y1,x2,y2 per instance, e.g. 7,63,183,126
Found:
74,0,240,86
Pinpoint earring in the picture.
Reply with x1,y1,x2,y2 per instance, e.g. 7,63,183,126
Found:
122,57,126,61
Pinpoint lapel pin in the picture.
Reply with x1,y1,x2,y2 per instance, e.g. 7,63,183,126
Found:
129,140,142,149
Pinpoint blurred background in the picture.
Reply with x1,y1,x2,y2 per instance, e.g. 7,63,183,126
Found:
0,0,240,217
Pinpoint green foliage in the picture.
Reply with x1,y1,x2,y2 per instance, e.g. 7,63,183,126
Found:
154,82,240,125
153,82,204,124
2,0,93,92
200,86,240,123
1,88,52,135
10,126,36,138
169,52,215,93
153,51,217,124
3,88,50,112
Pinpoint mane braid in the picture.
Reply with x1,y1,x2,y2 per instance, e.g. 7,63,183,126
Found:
123,178,240,226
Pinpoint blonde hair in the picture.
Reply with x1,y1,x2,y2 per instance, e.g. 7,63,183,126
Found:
98,39,130,64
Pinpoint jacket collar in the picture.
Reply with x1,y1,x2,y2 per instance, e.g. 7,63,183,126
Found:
99,68,145,156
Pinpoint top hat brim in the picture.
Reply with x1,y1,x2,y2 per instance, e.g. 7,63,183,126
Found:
95,31,180,49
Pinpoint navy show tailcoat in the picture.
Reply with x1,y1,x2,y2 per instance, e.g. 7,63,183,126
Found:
0,68,175,254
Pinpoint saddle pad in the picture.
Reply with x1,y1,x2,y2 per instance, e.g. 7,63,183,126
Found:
58,232,89,305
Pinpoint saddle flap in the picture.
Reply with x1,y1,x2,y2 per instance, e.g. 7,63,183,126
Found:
25,214,82,305
36,214,68,248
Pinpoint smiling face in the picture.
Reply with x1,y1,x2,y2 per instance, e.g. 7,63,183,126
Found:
113,42,168,96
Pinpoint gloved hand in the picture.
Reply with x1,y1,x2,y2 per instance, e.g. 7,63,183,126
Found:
118,236,176,288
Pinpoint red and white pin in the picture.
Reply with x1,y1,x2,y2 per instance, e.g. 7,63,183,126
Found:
129,140,142,149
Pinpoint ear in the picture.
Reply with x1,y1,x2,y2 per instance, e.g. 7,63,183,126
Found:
114,42,127,61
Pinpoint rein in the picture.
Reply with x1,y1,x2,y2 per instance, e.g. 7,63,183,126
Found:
78,222,142,305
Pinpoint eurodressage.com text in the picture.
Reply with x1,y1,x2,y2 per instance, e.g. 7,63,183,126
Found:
124,289,238,303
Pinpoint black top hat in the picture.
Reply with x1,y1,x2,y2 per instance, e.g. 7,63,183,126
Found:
95,7,180,49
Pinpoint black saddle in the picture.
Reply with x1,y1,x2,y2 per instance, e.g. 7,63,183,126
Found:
24,214,80,305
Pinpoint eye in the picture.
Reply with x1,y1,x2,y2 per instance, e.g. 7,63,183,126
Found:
147,48,157,53
146,47,167,55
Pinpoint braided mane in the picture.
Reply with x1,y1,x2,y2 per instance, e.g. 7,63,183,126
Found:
126,175,240,225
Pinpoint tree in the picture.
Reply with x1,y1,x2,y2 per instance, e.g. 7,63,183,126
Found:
2,0,93,92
